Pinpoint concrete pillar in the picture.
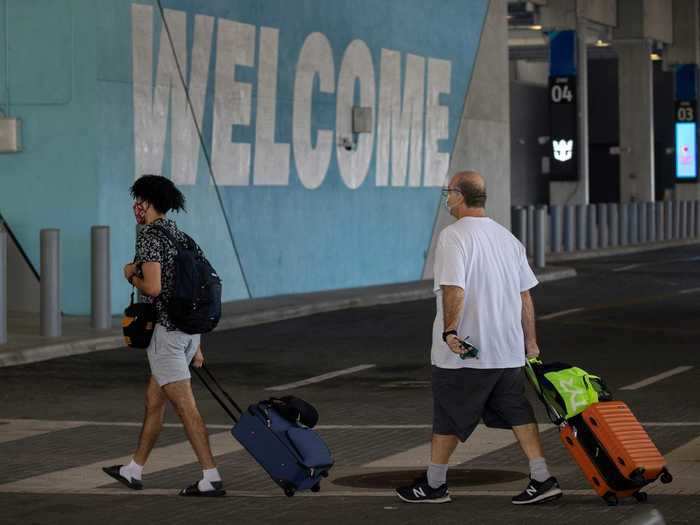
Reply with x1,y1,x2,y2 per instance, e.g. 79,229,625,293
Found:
599,203,609,248
564,205,575,252
616,41,655,202
40,229,61,337
575,16,590,203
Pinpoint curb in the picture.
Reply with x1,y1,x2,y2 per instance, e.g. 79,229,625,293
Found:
0,268,576,369
547,239,700,263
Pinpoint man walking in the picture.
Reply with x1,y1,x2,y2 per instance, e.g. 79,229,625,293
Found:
102,174,224,497
396,171,561,505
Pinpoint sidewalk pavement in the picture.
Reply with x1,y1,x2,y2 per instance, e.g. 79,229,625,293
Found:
0,266,576,368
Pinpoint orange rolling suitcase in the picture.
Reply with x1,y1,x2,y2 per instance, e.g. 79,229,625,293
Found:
526,360,673,506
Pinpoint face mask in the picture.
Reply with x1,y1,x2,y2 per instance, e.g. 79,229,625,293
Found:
133,202,147,225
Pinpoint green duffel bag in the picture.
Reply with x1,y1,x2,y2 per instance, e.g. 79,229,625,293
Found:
525,359,612,422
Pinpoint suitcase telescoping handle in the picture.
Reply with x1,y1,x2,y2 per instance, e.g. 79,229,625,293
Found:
191,365,243,424
525,358,566,426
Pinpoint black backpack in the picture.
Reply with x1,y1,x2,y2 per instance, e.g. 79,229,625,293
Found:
153,225,222,334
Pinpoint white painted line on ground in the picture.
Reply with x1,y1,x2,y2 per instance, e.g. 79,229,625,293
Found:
613,263,645,272
679,287,700,295
363,426,518,468
3,419,700,432
265,364,377,391
0,431,241,492
0,486,598,497
537,308,586,321
620,366,694,391
0,419,85,445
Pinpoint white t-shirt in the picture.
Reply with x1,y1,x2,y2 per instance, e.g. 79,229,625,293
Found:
430,217,538,370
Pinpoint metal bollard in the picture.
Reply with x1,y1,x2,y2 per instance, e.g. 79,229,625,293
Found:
587,204,598,250
609,203,619,247
680,201,689,239
40,229,61,337
665,201,674,240
647,202,656,243
599,203,609,249
512,207,527,245
620,203,630,246
526,205,535,257
91,226,111,330
564,205,575,252
550,205,563,253
0,231,6,345
689,200,697,238
534,207,546,268
576,204,587,250
656,202,665,242
629,202,639,245
695,201,700,238
639,202,648,244
673,200,681,240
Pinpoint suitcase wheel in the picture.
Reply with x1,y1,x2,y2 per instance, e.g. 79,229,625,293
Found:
634,491,648,503
603,492,618,506
311,483,321,493
660,471,673,484
284,487,296,498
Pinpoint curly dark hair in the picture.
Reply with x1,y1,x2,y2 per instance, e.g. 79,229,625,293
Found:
130,175,186,214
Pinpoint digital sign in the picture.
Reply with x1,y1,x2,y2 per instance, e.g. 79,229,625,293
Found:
549,76,578,181
675,100,698,181
676,122,697,180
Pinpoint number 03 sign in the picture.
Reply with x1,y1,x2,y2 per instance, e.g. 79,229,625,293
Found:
675,100,698,181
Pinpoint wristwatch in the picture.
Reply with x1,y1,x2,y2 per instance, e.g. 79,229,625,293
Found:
442,330,458,342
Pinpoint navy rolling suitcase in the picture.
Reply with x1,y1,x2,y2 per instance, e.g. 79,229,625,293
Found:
193,366,334,497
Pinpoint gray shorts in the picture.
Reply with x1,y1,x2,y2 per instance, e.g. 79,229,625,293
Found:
432,366,535,442
147,324,201,387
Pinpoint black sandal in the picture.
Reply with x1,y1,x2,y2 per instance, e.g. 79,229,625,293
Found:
179,481,226,497
102,465,143,490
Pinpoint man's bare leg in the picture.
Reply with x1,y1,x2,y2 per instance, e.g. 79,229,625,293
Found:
431,433,459,464
162,379,215,469
512,423,544,460
133,376,167,465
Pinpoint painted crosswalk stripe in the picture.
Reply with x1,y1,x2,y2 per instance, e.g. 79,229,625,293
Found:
0,431,242,491
363,426,518,468
265,364,376,391
620,366,694,391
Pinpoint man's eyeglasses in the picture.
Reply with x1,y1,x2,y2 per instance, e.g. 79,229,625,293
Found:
441,187,462,196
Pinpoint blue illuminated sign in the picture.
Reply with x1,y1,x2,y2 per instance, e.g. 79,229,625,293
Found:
675,122,697,180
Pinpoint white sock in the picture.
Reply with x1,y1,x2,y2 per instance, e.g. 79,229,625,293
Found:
427,463,448,489
119,459,143,482
529,457,551,483
197,467,222,491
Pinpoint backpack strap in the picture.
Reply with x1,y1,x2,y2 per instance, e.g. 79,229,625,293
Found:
151,224,183,252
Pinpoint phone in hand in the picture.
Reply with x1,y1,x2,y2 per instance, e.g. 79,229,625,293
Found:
459,337,480,360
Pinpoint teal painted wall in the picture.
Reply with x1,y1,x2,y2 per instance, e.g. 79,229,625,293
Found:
0,0,488,315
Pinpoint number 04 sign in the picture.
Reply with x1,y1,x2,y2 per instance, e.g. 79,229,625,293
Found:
549,76,578,181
